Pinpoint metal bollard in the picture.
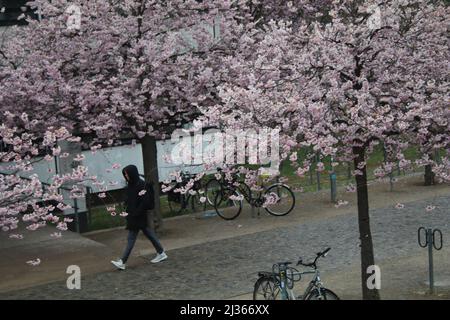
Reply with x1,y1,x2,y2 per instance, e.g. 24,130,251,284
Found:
316,170,321,191
418,227,443,294
330,172,337,203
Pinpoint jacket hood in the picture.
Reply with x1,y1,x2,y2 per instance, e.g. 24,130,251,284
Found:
122,165,140,185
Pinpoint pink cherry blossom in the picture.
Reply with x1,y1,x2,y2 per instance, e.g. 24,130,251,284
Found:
335,200,349,208
9,234,24,240
289,152,298,162
26,258,41,266
50,232,62,238
73,154,85,162
56,222,68,231
395,203,405,210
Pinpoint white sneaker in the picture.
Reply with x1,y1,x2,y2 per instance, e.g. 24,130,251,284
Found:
111,259,126,270
151,252,168,263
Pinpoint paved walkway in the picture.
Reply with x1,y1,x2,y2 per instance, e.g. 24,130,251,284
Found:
1,193,448,299
86,175,449,259
0,226,114,293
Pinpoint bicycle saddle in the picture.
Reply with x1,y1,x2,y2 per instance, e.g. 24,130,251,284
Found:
277,261,292,266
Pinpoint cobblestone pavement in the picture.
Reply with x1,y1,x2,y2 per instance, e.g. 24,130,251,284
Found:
1,194,448,300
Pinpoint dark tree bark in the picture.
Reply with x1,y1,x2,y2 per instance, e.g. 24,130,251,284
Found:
141,135,163,231
424,164,435,186
353,146,381,300
424,153,435,186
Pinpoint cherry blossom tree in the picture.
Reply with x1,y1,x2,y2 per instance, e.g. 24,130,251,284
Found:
0,0,249,228
0,113,90,238
0,0,221,137
204,0,449,299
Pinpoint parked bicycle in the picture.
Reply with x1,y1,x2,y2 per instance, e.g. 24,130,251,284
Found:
204,167,245,207
210,168,295,220
253,248,339,300
166,171,205,214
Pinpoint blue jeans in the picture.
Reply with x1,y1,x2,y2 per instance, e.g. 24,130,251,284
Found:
121,227,164,263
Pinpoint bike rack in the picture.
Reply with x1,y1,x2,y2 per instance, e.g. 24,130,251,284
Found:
418,226,443,294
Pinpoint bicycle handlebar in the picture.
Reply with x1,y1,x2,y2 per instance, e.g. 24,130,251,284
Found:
297,247,331,268
320,247,331,257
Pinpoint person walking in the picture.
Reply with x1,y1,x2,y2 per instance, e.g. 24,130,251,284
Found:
111,164,167,270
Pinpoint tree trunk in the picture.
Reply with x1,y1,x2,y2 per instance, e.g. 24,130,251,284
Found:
424,153,435,186
141,135,163,231
424,164,435,186
353,146,380,300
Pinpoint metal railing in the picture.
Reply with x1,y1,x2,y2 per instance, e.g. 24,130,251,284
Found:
0,171,87,233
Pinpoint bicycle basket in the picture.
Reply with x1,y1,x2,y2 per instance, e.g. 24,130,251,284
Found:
286,267,302,289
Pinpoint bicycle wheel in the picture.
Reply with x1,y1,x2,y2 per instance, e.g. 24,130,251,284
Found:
168,193,186,215
191,193,205,212
263,184,295,216
253,276,282,300
306,288,340,300
205,179,221,206
213,187,243,220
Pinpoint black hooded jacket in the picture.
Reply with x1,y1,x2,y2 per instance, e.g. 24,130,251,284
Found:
122,165,154,230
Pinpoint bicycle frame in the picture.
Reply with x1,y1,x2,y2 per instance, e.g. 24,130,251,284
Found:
277,268,324,300
222,179,275,207
299,269,325,300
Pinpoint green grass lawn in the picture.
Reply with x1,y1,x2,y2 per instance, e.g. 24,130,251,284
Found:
88,204,127,231
279,145,422,192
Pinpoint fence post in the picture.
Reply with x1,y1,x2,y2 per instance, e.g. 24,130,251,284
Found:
74,198,80,233
383,145,394,192
86,186,92,230
251,205,256,218
316,153,321,191
330,158,337,203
